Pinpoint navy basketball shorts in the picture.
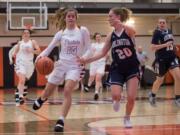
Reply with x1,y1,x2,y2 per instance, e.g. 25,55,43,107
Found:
154,57,179,77
108,65,140,87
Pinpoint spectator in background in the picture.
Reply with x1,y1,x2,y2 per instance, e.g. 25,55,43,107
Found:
136,45,148,88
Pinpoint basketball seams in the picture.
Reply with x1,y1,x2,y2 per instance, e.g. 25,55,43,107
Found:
36,57,54,75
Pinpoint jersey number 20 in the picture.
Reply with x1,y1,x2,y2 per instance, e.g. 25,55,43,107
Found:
115,48,132,59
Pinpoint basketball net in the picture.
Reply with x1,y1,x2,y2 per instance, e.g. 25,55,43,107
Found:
24,24,35,33
24,24,33,31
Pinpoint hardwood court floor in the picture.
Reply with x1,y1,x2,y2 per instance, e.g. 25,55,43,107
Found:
0,86,179,135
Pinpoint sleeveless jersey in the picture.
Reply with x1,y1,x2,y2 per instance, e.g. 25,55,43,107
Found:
111,29,139,70
91,42,106,63
18,40,34,62
54,27,86,65
151,28,176,60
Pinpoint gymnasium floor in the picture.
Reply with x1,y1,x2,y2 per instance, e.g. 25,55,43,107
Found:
0,86,179,135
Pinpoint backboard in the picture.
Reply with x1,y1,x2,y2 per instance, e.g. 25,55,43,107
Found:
6,1,48,30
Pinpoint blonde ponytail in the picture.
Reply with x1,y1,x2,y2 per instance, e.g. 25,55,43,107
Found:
111,7,132,23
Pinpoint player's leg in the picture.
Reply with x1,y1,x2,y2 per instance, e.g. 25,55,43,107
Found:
149,60,165,106
84,75,95,92
124,76,139,128
33,61,64,110
54,69,79,132
17,73,26,105
94,73,103,100
169,67,180,107
84,64,96,92
33,82,57,110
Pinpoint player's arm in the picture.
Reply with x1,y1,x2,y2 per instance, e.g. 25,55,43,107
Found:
79,26,93,59
13,42,20,58
9,45,18,65
123,25,136,48
39,32,61,57
79,33,111,64
151,30,172,51
151,41,173,51
105,51,111,63
123,24,136,37
32,40,41,55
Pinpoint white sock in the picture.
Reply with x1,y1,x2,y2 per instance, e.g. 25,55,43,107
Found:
19,94,23,98
17,84,24,98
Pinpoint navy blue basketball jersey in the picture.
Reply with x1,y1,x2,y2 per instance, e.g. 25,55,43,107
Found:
151,28,176,59
110,29,139,71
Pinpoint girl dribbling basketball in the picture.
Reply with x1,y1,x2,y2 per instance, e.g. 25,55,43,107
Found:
32,7,92,132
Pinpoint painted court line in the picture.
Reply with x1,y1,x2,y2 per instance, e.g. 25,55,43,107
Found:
0,126,180,134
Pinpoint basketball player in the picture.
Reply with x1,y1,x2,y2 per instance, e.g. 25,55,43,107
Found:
78,7,140,128
148,18,180,107
9,43,29,105
84,32,107,100
12,29,41,105
32,8,91,132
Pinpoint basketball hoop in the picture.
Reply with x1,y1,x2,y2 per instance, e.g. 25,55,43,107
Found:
24,24,35,33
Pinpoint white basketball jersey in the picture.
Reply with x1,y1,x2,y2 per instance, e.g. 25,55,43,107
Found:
91,42,106,63
55,27,85,65
18,40,34,62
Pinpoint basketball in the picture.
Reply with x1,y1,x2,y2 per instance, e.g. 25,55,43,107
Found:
36,57,54,75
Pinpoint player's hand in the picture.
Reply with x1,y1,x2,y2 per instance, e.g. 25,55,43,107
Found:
76,56,86,65
35,55,43,63
166,41,173,46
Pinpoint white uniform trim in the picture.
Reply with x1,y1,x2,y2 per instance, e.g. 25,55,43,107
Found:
55,124,64,128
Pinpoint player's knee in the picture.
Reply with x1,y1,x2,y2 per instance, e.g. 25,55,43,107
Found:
63,90,72,98
177,74,180,81
19,78,25,85
156,77,164,85
127,96,135,104
172,70,180,81
112,95,121,101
